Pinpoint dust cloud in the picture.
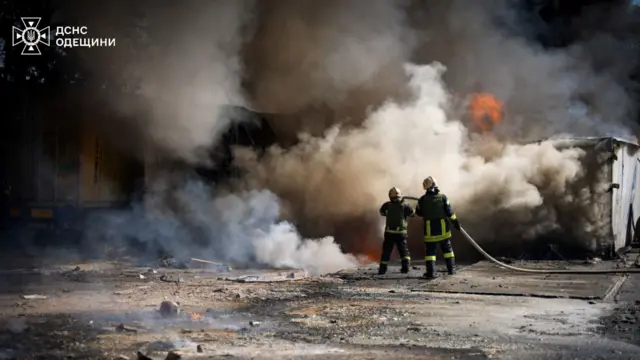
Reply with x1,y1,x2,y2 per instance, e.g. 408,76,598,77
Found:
74,0,640,271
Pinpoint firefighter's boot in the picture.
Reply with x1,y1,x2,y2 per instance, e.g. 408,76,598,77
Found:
446,258,456,275
378,263,388,275
400,258,410,274
423,261,438,280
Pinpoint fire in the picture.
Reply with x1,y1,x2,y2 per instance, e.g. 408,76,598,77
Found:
356,237,380,265
468,92,504,131
189,312,202,320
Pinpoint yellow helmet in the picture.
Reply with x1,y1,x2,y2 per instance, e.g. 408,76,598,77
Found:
388,187,402,199
423,176,437,190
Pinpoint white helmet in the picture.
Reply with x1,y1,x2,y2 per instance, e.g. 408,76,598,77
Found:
388,187,402,199
423,176,437,190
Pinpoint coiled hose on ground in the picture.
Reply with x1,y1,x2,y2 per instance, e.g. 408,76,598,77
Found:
403,196,640,274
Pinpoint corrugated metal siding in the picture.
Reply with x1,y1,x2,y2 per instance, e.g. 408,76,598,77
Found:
567,142,614,253
79,124,130,205
6,93,135,208
611,143,640,250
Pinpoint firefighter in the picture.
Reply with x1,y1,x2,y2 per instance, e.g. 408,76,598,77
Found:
415,176,461,279
378,187,414,275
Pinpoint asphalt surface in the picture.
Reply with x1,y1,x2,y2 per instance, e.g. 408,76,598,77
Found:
0,257,638,359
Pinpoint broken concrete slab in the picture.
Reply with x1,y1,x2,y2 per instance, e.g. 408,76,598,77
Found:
411,261,627,300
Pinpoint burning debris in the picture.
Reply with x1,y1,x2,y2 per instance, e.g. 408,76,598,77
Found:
467,92,504,132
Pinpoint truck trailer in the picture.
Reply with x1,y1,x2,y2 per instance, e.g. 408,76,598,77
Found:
541,136,640,258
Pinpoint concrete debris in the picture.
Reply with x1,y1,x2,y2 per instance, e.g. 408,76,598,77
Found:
137,351,153,360
228,271,308,283
115,323,138,333
115,355,130,360
63,266,90,282
21,294,47,300
159,274,185,284
164,351,183,360
159,301,180,318
139,274,146,280
585,257,602,265
158,256,188,269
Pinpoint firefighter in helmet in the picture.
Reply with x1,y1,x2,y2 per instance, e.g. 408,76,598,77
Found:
415,176,461,279
378,187,414,275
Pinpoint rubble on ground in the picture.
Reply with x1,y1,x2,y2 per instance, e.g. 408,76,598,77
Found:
159,301,180,318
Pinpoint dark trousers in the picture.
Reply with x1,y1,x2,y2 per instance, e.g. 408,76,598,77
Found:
380,232,411,265
425,238,455,276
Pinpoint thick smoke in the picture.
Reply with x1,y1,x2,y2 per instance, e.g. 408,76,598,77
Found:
234,0,639,254
65,0,257,163
243,0,416,139
235,63,584,249
75,0,640,270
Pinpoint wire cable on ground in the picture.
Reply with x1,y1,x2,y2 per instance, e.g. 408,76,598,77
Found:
403,196,640,274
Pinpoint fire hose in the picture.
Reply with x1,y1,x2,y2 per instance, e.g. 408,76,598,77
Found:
403,196,640,274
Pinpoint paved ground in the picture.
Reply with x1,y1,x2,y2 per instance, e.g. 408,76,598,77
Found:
0,255,639,360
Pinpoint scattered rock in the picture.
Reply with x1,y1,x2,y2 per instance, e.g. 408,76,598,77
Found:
115,323,138,333
139,274,146,280
159,256,188,269
249,321,261,327
137,351,153,360
585,257,602,265
115,355,130,360
588,301,597,305
196,345,204,353
159,274,184,284
159,301,180,318
389,290,396,293
21,294,47,300
165,350,183,360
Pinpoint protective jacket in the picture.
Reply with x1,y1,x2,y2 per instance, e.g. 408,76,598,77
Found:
415,188,458,242
379,198,415,234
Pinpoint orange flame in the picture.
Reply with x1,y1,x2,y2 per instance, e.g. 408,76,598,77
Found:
189,312,202,320
468,93,503,132
356,236,380,264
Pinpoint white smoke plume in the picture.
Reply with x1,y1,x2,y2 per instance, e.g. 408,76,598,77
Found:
235,63,585,249
89,179,358,275
72,0,640,271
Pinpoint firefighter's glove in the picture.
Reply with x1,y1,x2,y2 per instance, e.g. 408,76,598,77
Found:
451,219,461,231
